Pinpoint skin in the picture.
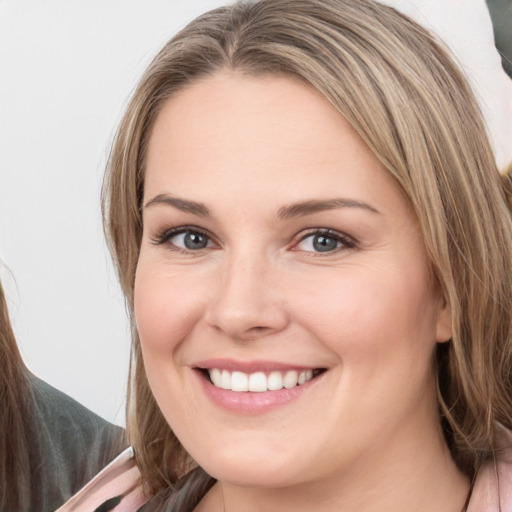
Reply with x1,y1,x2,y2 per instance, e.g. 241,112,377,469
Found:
135,72,469,512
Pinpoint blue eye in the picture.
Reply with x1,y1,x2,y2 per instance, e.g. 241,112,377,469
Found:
152,228,213,251
295,230,355,253
172,231,210,250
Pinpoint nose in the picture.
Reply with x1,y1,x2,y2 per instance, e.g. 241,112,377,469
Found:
204,254,289,341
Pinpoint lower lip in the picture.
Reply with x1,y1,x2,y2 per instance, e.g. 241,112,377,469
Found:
195,370,323,414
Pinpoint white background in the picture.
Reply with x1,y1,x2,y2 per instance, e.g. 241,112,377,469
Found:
0,0,226,425
1,0,510,427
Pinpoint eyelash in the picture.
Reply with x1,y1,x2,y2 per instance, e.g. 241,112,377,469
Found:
150,226,215,252
292,229,356,254
150,226,357,254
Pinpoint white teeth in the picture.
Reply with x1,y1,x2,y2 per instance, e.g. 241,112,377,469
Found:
221,369,231,390
283,370,299,389
267,371,283,391
231,371,249,392
210,368,222,388
248,372,267,392
207,368,316,392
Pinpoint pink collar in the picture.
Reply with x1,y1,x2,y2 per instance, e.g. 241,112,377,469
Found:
56,447,149,512
468,426,512,511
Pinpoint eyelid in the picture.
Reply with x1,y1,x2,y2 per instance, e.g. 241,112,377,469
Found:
149,225,356,254
291,228,357,253
150,225,217,249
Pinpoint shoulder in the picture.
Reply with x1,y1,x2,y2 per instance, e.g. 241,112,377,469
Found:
30,373,117,430
56,447,150,512
30,373,125,458
467,426,512,511
28,373,127,500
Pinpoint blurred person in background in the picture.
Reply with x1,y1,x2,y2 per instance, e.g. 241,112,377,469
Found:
0,276,126,512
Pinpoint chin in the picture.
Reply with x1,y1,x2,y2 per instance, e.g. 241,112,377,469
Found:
206,464,301,489
193,446,308,488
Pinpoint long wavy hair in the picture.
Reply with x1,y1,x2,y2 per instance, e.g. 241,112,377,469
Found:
102,0,512,492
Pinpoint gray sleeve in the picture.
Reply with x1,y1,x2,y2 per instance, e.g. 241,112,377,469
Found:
29,375,127,512
486,0,512,77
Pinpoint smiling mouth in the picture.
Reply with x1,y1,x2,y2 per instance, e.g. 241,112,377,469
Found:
199,368,327,392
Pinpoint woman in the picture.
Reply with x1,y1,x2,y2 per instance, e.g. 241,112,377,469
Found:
0,278,126,511
63,0,512,510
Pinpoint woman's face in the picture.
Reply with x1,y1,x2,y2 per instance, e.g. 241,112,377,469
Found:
135,72,451,488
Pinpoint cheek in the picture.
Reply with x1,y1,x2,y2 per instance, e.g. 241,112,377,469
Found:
133,261,205,424
293,265,439,363
134,261,205,354
300,267,440,423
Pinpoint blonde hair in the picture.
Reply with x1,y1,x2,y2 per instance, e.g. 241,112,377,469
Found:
102,0,512,491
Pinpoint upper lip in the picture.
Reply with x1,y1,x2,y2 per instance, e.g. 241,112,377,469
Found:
193,358,325,373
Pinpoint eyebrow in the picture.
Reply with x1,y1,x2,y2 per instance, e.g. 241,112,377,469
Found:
144,194,211,217
277,198,380,219
143,194,380,219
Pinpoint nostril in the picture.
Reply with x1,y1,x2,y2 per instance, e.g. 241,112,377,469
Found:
249,326,271,332
239,325,275,341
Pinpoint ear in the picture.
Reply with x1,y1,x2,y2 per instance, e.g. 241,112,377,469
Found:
435,297,452,343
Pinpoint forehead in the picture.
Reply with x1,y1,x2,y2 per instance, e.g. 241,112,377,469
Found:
143,71,408,221
146,72,360,165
